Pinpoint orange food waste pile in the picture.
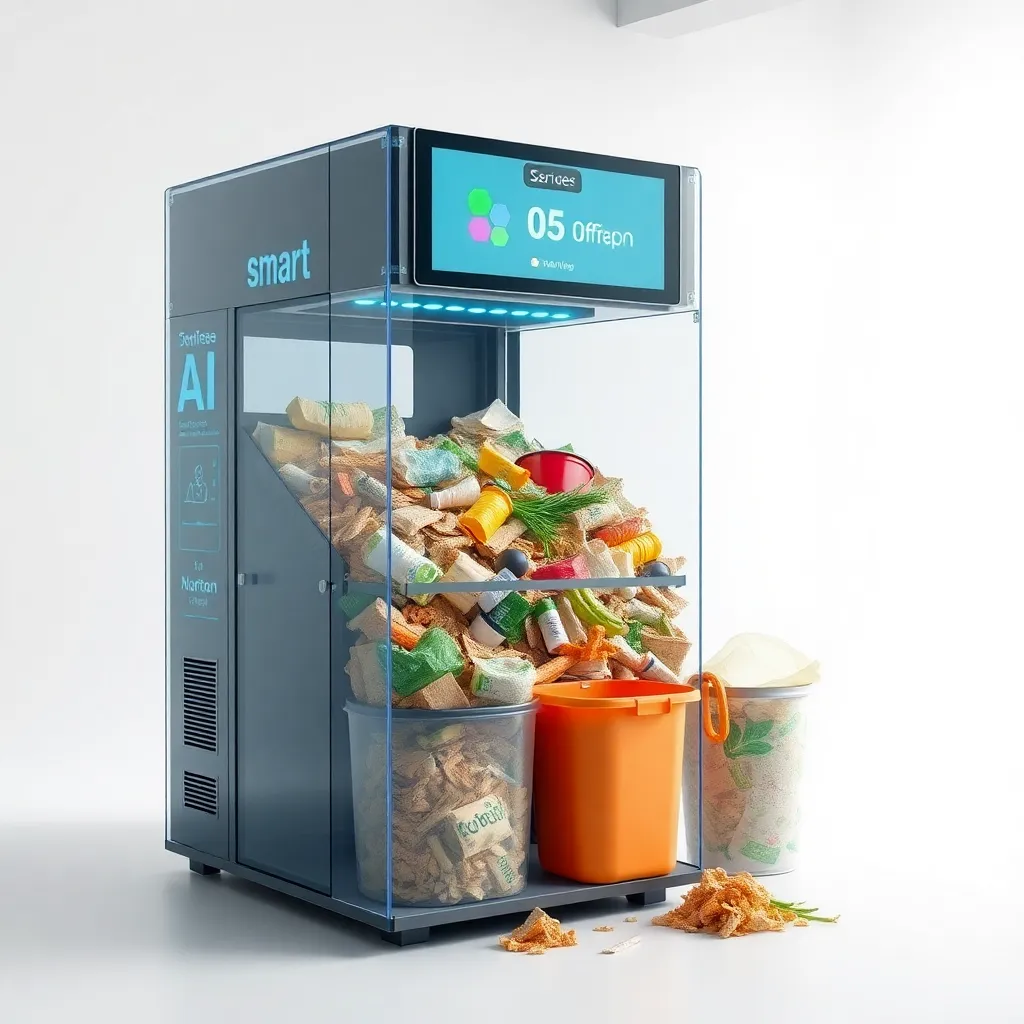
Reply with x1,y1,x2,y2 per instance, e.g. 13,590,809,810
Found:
499,907,578,954
653,868,803,939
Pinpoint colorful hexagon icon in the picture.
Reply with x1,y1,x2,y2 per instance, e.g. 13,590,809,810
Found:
490,226,509,247
489,203,510,228
468,216,492,242
467,189,492,217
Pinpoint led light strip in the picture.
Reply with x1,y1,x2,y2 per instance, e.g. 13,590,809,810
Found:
351,296,578,321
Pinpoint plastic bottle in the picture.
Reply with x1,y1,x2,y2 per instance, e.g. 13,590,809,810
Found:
531,597,570,654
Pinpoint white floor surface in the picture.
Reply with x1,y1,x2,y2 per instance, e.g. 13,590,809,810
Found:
0,822,1016,1023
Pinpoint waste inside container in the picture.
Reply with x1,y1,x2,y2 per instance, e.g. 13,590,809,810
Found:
692,633,819,875
346,700,536,906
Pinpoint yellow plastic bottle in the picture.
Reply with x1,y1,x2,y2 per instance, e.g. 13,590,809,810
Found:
478,443,532,490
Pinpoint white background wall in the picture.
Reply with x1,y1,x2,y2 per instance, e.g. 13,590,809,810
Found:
2,0,1022,876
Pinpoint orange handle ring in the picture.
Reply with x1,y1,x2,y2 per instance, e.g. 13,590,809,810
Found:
688,671,730,743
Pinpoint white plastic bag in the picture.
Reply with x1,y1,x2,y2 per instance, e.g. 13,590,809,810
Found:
704,633,819,689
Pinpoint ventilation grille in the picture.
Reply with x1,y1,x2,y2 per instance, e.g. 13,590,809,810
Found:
183,771,218,815
183,657,217,753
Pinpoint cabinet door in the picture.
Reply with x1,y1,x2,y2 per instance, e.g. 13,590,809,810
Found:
235,318,332,894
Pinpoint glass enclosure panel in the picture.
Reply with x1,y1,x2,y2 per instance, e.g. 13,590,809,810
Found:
235,295,397,922
333,295,701,909
235,300,334,896
229,130,398,922
519,311,701,870
169,129,703,931
327,301,398,919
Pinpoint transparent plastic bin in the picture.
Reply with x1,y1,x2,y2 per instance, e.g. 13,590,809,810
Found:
699,685,811,875
346,701,536,907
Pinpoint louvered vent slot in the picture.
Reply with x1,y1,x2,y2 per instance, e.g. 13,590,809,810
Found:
183,771,218,815
183,657,217,753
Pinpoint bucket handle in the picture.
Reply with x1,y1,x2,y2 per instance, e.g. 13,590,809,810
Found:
634,696,673,716
687,671,730,743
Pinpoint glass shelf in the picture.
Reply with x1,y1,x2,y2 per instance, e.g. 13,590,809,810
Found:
345,574,686,598
275,289,689,331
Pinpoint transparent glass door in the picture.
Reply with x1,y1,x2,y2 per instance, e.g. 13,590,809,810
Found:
235,300,333,894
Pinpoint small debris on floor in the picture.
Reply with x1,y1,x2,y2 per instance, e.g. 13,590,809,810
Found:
593,925,615,933
601,936,641,954
624,916,638,923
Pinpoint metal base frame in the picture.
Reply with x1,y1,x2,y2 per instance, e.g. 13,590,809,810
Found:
168,840,699,943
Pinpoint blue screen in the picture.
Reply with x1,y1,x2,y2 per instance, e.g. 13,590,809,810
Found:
430,148,665,291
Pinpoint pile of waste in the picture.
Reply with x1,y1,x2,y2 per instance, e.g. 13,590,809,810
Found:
252,397,693,711
251,397,694,906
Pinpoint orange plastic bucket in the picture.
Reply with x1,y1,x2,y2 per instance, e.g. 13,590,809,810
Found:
532,679,701,884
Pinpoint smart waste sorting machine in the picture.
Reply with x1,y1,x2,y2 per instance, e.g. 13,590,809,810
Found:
165,126,702,944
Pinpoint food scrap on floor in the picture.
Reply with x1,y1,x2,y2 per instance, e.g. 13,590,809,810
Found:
593,925,615,933
601,936,641,954
652,868,839,938
499,907,579,954
624,916,638,923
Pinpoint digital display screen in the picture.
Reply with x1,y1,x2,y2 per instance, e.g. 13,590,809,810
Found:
414,131,680,305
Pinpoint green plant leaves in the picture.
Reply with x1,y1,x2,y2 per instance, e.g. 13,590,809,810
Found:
723,727,742,759
723,718,775,759
744,719,773,742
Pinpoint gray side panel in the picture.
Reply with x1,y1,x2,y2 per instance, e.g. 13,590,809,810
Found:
167,311,230,860
328,127,410,293
329,135,389,293
168,150,330,318
235,436,332,894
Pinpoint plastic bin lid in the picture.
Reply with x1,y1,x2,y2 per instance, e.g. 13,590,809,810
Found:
344,699,537,722
533,679,699,715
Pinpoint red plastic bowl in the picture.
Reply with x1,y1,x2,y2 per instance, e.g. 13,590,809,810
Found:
515,451,594,493
529,554,589,581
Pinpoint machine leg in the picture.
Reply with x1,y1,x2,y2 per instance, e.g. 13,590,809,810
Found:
381,927,431,947
627,888,667,907
189,859,220,876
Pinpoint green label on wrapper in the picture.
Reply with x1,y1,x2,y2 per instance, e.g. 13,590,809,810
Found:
487,591,531,642
739,840,782,865
455,797,507,839
496,855,515,885
413,562,443,584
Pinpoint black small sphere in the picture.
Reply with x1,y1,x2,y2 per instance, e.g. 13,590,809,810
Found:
640,560,671,577
496,548,530,578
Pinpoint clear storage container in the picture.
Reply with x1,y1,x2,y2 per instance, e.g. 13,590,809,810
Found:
699,685,811,875
346,701,536,906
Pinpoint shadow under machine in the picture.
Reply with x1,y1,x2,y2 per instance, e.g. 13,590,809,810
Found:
165,126,703,944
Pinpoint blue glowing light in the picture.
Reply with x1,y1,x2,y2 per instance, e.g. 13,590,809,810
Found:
343,295,588,322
